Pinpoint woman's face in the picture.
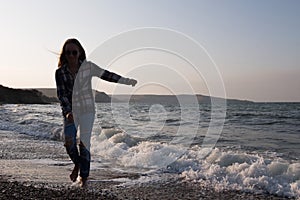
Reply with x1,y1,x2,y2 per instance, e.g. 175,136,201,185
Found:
65,43,80,66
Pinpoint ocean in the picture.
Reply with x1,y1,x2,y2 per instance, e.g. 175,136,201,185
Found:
0,102,299,198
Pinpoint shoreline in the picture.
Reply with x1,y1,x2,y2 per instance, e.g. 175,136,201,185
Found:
1,175,289,200
0,130,294,199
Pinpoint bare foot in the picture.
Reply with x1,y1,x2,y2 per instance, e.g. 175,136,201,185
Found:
80,177,88,188
69,164,79,182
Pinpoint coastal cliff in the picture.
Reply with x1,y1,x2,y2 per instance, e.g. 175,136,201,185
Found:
0,85,57,104
1,86,253,104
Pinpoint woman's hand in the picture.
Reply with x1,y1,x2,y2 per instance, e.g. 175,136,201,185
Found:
128,79,137,87
66,112,74,123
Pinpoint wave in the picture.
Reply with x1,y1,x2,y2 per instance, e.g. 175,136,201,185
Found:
179,148,300,198
1,104,299,198
90,130,300,198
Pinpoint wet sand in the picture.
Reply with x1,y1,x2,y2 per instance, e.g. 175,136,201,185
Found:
0,130,292,199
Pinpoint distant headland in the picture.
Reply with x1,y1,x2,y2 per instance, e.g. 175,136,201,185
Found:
0,85,57,104
0,85,253,104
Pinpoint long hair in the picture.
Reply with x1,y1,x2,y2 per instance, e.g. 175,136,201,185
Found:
58,38,86,68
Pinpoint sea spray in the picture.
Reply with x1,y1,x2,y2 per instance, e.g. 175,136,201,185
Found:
91,128,186,171
179,148,300,198
1,103,300,198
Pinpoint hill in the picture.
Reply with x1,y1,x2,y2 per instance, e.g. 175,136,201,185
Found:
111,94,253,104
36,88,111,103
1,86,253,104
0,85,57,104
36,89,253,104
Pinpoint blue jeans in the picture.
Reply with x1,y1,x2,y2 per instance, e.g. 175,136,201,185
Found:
64,113,94,178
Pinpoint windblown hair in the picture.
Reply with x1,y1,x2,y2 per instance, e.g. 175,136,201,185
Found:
58,38,86,68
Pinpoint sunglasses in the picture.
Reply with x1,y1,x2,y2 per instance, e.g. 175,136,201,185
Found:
65,50,78,56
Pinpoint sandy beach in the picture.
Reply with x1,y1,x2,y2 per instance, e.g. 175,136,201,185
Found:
0,130,293,199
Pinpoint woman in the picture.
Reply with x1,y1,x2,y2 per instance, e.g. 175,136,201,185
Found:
55,38,137,187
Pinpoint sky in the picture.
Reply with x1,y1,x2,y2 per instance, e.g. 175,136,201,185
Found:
0,0,299,102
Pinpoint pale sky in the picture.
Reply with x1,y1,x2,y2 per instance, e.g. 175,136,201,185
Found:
0,0,299,102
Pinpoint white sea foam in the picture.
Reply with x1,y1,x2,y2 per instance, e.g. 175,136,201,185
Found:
91,129,186,171
1,104,300,198
91,131,300,198
179,148,300,198
0,104,62,139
